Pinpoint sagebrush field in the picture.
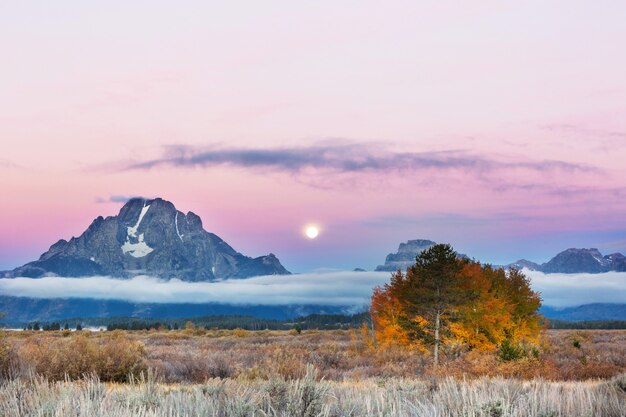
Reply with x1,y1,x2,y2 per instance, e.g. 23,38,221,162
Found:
0,328,625,416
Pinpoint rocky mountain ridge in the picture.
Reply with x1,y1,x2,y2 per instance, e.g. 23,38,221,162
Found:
509,248,626,274
9,198,290,281
375,239,436,271
376,239,626,274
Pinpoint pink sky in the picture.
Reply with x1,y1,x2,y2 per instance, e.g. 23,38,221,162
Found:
1,1,625,271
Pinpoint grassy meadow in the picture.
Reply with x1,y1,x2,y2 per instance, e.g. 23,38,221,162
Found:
0,328,625,416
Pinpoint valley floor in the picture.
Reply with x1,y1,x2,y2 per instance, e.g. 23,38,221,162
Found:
43,329,626,381
0,329,625,416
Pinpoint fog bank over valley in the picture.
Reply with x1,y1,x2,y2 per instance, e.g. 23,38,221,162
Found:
1,270,624,309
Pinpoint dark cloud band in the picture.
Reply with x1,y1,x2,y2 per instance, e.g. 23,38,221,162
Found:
124,143,595,176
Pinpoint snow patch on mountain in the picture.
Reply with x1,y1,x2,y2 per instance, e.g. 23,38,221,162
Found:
175,212,183,241
127,203,150,238
121,233,154,258
121,203,154,257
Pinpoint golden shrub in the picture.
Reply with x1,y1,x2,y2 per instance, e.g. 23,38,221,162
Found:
19,333,146,382
0,335,15,379
233,328,249,338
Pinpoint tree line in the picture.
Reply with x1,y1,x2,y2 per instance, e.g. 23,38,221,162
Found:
16,313,372,332
548,320,626,329
25,322,83,331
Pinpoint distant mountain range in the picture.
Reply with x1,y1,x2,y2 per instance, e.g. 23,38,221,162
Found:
507,248,626,274
5,205,624,279
1,215,625,323
375,239,626,274
0,295,350,324
539,303,626,322
5,198,290,281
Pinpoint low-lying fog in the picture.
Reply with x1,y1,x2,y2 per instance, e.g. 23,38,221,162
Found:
0,270,624,309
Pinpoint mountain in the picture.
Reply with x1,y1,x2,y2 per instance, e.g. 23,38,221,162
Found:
542,248,609,273
604,252,626,271
539,303,626,321
506,259,542,271
10,197,290,281
375,239,471,272
375,238,626,274
375,239,436,271
506,248,626,274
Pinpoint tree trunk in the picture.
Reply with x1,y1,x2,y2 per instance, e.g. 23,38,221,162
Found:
369,311,377,348
434,309,441,368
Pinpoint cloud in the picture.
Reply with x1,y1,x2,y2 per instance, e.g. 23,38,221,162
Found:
524,270,626,308
0,159,24,169
539,124,626,152
1,270,624,309
361,212,534,229
123,143,596,176
541,123,626,141
95,195,153,204
0,272,389,307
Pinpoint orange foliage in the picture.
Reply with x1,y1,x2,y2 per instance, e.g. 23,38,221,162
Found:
371,281,428,351
370,245,543,359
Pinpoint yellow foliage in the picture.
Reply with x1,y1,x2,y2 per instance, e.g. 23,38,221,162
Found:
370,246,544,358
233,328,249,338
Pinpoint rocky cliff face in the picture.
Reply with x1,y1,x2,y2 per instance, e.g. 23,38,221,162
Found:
601,252,626,272
11,198,290,281
375,239,436,271
506,259,543,271
541,248,609,273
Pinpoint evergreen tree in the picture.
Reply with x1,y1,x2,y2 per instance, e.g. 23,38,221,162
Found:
399,244,469,366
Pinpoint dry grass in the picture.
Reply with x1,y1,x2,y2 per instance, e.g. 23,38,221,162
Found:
0,329,625,416
2,329,625,383
0,370,624,417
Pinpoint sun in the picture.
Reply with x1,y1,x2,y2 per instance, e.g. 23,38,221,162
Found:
305,225,319,239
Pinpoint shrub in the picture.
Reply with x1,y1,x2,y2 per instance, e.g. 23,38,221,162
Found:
498,339,526,362
19,333,146,382
286,366,328,417
266,346,307,380
612,373,626,393
207,354,235,379
233,328,249,338
98,332,147,382
0,335,16,379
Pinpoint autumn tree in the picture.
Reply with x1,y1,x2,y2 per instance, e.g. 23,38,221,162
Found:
371,277,415,349
370,244,542,367
400,244,471,366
